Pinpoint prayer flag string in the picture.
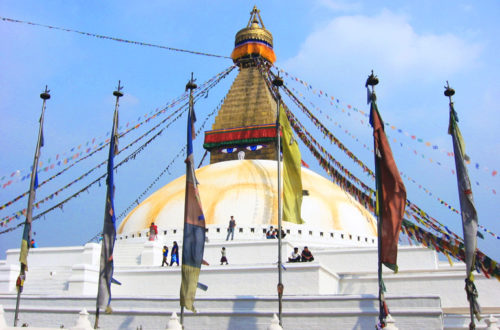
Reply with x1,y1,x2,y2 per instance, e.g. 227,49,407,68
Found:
0,67,234,227
275,71,500,241
0,17,231,59
276,66,499,195
0,66,235,188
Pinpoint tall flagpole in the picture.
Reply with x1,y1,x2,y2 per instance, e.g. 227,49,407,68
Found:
272,74,284,326
14,86,50,327
181,72,197,328
445,82,480,330
94,81,123,329
366,72,387,328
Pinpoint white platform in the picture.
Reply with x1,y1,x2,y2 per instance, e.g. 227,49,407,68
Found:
0,231,499,329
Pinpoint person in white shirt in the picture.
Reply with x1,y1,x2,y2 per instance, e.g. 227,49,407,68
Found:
288,247,301,262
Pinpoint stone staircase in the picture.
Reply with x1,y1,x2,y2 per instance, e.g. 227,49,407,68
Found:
0,294,443,329
22,267,72,294
113,240,145,266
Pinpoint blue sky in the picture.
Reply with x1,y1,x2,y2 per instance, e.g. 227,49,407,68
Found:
0,1,499,262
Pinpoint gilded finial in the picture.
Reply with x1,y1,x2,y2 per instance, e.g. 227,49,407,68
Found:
231,6,276,64
248,5,265,28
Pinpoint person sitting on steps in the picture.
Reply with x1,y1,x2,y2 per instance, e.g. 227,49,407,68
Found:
301,246,314,262
288,247,301,262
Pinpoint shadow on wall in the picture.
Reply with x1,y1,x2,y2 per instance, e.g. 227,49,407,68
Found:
227,295,258,330
352,295,378,330
119,315,135,329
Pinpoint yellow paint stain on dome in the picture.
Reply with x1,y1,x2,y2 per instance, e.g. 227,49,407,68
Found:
118,160,377,237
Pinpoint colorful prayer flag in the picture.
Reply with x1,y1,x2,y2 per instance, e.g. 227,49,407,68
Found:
180,87,206,312
448,101,481,319
280,105,303,224
370,97,407,272
96,105,119,311
20,101,47,271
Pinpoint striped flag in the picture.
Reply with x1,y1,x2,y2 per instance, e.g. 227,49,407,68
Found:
180,91,206,312
448,103,481,319
96,106,119,312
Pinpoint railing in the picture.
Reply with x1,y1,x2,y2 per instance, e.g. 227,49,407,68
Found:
116,225,377,246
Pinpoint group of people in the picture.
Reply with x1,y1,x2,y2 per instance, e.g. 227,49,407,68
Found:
288,246,314,262
161,241,179,266
152,218,313,266
265,226,286,239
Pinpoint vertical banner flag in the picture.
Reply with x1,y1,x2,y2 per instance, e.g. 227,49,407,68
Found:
15,88,49,327
97,106,119,312
20,92,47,273
180,86,206,312
279,105,303,224
448,101,481,319
370,96,407,272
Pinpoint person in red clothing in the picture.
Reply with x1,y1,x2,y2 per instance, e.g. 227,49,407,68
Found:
149,222,158,241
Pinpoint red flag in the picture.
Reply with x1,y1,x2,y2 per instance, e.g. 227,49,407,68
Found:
370,100,407,272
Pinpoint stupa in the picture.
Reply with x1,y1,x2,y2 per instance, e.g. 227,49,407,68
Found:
0,6,498,330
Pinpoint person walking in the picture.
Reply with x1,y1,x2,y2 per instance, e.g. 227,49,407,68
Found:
226,215,236,241
170,241,179,266
161,245,169,266
220,247,228,265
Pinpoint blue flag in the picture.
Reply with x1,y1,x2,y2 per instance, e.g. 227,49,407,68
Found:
97,107,119,311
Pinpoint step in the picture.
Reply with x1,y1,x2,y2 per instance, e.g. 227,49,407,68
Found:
0,294,443,330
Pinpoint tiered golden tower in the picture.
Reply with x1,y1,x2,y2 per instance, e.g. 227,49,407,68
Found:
203,6,279,164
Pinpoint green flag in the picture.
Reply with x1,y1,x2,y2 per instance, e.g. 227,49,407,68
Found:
279,105,303,224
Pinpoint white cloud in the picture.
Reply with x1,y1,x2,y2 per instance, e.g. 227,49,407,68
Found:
282,10,482,87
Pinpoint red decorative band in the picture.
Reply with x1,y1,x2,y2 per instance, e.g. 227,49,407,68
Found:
204,124,277,149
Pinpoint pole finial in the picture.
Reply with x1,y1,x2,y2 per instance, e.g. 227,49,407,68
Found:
366,70,379,87
40,85,51,100
113,80,124,98
247,5,265,28
272,74,283,87
272,73,283,101
185,72,197,91
444,81,455,98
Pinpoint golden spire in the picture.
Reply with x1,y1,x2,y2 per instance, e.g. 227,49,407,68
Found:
247,5,265,29
231,6,276,64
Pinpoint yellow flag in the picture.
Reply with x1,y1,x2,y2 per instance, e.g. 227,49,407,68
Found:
280,105,303,224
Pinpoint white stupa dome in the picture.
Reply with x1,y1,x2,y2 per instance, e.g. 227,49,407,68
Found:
118,159,377,239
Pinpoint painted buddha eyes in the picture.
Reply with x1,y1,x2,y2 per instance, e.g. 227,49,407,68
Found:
221,147,238,154
246,145,264,151
220,145,265,153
